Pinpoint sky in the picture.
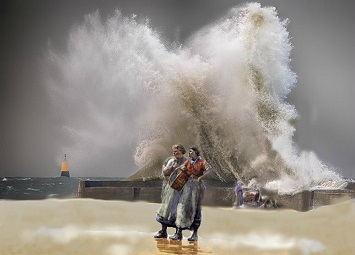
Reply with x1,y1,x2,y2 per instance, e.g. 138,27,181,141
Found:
1,0,354,178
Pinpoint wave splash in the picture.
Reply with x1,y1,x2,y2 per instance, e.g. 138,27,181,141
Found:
45,3,342,193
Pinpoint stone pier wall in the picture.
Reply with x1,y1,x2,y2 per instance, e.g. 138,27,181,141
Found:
77,180,355,211
312,189,355,208
77,180,163,203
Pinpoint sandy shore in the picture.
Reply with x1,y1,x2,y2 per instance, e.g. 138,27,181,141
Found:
0,198,354,255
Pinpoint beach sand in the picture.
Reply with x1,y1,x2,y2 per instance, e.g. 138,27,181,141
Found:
0,198,354,255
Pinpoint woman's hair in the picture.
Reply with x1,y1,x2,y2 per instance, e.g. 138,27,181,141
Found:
172,144,186,154
189,146,200,156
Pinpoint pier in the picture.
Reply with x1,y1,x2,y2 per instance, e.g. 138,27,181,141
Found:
77,180,355,211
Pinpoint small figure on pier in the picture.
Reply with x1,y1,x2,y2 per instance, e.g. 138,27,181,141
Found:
254,188,262,207
234,181,244,207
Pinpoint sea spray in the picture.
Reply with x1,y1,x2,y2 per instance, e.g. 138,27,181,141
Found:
45,10,173,176
45,3,342,193
133,3,342,191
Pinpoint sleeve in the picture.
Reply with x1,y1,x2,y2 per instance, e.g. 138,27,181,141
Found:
165,158,175,168
204,160,211,171
162,158,176,177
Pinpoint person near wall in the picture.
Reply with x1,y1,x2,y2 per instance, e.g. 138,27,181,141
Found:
234,181,244,207
254,188,262,207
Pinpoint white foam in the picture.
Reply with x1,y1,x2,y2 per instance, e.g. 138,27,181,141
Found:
206,232,325,254
45,3,344,192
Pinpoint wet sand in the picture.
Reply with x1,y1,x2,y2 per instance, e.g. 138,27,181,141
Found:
0,198,354,255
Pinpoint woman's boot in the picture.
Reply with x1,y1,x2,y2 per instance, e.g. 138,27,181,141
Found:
154,224,167,238
187,226,198,241
169,228,182,240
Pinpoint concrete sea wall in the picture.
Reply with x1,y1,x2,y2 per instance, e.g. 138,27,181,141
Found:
77,180,355,211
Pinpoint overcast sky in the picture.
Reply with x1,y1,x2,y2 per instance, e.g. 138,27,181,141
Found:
1,0,354,178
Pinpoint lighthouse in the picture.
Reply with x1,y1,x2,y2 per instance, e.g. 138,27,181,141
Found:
60,154,70,177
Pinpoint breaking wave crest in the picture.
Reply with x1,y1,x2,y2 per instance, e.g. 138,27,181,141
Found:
45,3,342,193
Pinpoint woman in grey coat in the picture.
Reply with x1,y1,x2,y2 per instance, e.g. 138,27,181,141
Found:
154,144,187,238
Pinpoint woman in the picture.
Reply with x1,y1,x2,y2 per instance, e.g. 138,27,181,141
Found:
170,146,211,241
235,181,244,207
154,144,187,238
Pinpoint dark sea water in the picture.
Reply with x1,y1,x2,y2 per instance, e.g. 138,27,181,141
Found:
0,177,124,200
2,176,354,201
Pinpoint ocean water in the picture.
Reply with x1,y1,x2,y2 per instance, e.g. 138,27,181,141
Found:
0,177,124,200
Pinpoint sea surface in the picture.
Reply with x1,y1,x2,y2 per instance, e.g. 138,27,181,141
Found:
0,177,124,200
1,176,354,201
